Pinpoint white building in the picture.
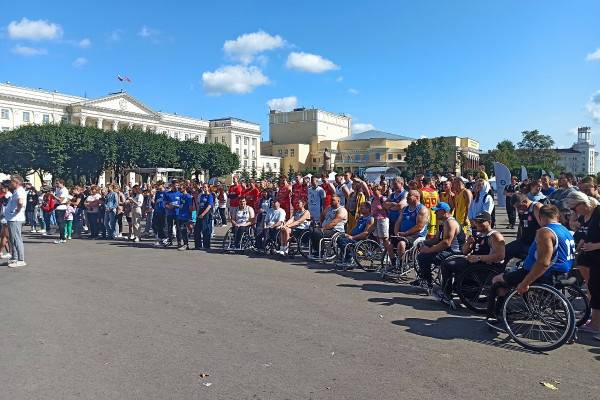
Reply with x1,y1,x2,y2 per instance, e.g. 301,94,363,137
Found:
555,127,597,176
0,81,280,183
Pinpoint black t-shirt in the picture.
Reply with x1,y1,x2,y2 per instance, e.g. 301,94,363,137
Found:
504,184,517,198
26,191,38,212
578,206,600,258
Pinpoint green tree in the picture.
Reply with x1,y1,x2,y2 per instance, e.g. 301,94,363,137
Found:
516,130,559,172
200,143,240,178
287,165,296,181
404,138,431,174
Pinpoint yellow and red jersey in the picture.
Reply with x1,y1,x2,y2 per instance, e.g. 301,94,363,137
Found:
420,187,439,236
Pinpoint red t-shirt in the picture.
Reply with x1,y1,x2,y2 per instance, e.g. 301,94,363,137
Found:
323,183,335,209
277,184,291,206
292,183,307,208
243,186,261,210
228,184,243,208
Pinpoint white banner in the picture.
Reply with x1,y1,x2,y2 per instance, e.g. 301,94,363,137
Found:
494,162,512,208
521,166,528,182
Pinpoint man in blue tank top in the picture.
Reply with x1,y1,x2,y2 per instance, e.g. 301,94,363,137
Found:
393,190,429,265
487,205,575,322
336,202,375,268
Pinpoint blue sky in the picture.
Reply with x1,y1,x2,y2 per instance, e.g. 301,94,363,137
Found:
1,0,599,150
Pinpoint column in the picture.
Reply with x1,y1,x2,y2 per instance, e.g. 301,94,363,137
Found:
97,118,104,129
80,115,87,127
142,124,147,132
128,122,133,129
112,120,119,131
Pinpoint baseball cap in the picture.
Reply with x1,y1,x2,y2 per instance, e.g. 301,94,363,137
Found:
432,202,451,212
474,211,492,222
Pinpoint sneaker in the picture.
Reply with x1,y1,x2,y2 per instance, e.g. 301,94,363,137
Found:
116,234,123,238
0,253,12,259
134,237,140,243
153,241,161,247
67,236,72,240
31,229,38,233
7,261,19,268
42,232,48,236
432,289,456,309
177,245,189,251
39,229,46,234
53,240,66,244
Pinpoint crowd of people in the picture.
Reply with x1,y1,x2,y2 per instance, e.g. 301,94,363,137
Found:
1,165,599,342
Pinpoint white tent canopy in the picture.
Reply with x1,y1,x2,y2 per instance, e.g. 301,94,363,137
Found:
363,167,402,183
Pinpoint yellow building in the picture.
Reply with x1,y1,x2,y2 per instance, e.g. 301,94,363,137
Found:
335,130,416,174
441,136,481,175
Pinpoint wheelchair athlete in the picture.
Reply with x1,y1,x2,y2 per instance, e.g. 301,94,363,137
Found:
256,199,286,251
309,194,348,259
392,189,429,268
486,204,575,327
336,202,375,268
275,199,311,256
437,211,505,304
230,197,255,250
413,202,465,292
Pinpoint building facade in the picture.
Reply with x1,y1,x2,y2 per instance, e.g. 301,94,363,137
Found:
0,82,280,182
441,136,481,175
555,127,597,176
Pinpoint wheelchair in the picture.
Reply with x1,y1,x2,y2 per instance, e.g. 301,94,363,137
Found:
337,237,383,271
380,237,425,280
221,226,255,253
274,228,310,257
298,226,344,263
494,283,577,352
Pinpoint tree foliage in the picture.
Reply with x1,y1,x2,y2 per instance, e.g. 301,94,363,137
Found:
0,124,239,184
404,137,453,174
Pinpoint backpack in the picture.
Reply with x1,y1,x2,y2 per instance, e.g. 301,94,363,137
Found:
42,195,56,212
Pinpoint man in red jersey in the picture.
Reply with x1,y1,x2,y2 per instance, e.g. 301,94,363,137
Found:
321,174,336,218
243,179,261,210
227,176,243,219
292,174,308,212
277,176,292,217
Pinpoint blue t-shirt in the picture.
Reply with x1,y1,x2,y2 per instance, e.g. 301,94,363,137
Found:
154,190,166,214
400,204,427,237
164,190,182,216
178,193,193,221
351,215,374,236
387,190,407,222
541,187,556,196
197,192,214,213
523,222,575,275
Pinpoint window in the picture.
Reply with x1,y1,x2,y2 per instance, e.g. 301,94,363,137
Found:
162,130,168,134
274,163,278,169
278,149,283,156
284,149,289,157
354,154,360,162
252,138,257,146
244,160,248,168
266,162,271,169
221,137,225,143
252,150,256,158
43,114,50,124
184,134,189,140
375,153,381,160
197,136,202,143
214,137,218,143
22,111,30,122
364,154,369,161
175,132,180,140
387,153,393,160
243,149,247,157
1,109,9,119
235,136,240,144
236,148,240,155
290,149,295,157
252,161,256,168
313,158,317,163
244,137,248,145
397,154,402,160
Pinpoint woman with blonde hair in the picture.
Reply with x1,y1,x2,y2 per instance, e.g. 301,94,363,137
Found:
567,190,600,337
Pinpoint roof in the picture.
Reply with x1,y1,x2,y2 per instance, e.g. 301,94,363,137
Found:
210,116,257,125
340,130,416,141
555,148,581,154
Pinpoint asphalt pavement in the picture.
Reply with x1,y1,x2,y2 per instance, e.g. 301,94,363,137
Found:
0,208,598,400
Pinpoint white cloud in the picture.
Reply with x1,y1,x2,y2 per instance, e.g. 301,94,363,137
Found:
11,45,47,56
286,52,339,73
352,123,375,133
347,88,359,95
336,76,344,82
107,29,122,42
267,96,298,112
586,48,600,61
223,31,284,64
138,25,159,38
77,38,91,48
7,18,63,41
587,90,600,122
202,65,269,95
72,57,88,68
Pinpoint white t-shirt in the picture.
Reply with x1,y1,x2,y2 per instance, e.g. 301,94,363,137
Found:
54,187,70,210
85,193,101,213
265,208,286,227
307,186,325,220
131,193,144,210
5,187,26,222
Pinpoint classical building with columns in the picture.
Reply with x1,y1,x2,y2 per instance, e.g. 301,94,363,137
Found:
0,82,280,183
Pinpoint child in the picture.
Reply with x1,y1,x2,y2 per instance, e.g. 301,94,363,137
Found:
64,203,75,240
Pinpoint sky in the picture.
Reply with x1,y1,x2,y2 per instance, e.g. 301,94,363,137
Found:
1,0,599,150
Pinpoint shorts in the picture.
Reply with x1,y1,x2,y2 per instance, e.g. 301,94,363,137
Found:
398,234,423,248
502,268,557,288
374,218,389,239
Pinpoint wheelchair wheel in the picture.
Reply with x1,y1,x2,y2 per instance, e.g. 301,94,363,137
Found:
561,284,591,327
298,230,312,259
456,265,499,314
240,230,255,253
503,284,576,352
354,239,384,271
221,228,233,252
